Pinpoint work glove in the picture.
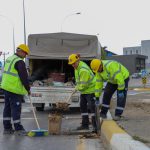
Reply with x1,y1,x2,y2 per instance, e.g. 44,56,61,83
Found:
118,90,125,99
93,97,99,106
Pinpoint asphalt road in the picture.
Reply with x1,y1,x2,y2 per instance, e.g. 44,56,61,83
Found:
0,77,148,150
0,103,105,150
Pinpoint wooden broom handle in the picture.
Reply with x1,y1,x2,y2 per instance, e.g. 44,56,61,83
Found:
29,96,40,129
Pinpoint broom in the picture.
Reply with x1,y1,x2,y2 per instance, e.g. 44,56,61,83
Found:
27,96,49,137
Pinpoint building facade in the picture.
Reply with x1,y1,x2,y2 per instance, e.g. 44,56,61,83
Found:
123,46,141,55
106,54,148,74
123,40,150,68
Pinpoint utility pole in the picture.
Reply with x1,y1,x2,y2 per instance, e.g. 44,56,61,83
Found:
2,52,9,66
23,0,26,45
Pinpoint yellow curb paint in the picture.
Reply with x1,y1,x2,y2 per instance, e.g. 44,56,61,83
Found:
101,120,126,142
133,88,150,91
76,138,85,150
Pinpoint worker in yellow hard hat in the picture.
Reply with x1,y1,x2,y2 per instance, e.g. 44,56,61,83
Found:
17,44,30,55
1,44,30,135
68,54,97,132
90,59,130,121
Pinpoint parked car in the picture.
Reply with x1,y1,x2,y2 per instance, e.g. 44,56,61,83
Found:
131,73,141,79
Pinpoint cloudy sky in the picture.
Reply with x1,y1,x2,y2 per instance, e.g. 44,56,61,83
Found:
0,0,150,60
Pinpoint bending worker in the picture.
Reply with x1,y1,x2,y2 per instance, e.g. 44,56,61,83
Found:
1,44,30,135
90,59,130,120
68,54,97,132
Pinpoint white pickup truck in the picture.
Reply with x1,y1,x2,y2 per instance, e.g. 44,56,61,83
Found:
26,32,101,111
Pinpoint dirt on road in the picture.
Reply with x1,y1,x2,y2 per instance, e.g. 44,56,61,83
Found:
110,91,150,147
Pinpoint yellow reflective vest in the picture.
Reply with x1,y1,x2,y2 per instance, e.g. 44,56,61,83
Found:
1,55,28,95
95,60,129,98
75,61,96,94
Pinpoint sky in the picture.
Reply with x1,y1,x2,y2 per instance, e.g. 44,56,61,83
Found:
0,0,150,61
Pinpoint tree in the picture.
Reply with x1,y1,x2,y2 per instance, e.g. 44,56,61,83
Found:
101,46,107,60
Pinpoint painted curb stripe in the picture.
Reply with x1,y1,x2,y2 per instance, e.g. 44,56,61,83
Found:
76,139,85,150
133,88,150,91
101,120,150,150
111,134,150,150
101,120,126,141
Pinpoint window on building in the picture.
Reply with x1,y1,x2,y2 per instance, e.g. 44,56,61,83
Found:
126,51,128,55
130,50,132,54
136,50,138,54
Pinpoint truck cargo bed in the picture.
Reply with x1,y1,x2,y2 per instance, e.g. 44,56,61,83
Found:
26,86,80,108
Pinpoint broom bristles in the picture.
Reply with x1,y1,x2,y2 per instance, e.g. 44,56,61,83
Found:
28,129,49,137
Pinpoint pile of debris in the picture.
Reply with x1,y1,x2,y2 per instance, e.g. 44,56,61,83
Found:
31,72,74,87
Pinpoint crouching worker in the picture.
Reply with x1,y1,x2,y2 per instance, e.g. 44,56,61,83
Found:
68,54,97,132
1,44,30,135
90,59,130,121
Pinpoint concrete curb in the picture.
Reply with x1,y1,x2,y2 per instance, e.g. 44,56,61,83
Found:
100,113,150,150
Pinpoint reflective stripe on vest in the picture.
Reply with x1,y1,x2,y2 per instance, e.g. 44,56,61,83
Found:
104,61,125,88
76,66,95,85
1,55,28,95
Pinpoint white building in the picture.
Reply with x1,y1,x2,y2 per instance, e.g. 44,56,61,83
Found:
123,40,150,68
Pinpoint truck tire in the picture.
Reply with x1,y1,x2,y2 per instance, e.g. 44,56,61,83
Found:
36,103,45,111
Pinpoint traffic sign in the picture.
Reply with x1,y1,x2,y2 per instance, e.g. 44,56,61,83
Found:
142,77,147,87
141,70,147,77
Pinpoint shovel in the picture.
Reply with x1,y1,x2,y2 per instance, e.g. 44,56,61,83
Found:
56,89,76,110
95,102,101,135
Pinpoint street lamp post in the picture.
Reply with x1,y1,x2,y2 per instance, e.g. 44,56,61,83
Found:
23,0,27,45
2,52,9,66
0,15,15,54
61,12,81,32
22,0,30,68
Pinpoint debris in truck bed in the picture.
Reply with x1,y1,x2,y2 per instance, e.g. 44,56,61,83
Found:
32,80,44,86
48,72,65,82
64,81,74,86
53,81,65,86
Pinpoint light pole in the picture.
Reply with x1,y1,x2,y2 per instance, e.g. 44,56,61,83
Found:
1,52,9,66
23,0,26,45
61,12,81,32
0,15,15,54
22,0,29,68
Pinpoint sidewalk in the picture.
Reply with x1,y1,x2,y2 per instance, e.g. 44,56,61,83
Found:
108,77,150,148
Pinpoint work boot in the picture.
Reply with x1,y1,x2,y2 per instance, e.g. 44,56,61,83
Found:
100,113,107,119
76,125,89,130
3,129,15,135
113,115,125,121
15,129,28,136
91,127,97,133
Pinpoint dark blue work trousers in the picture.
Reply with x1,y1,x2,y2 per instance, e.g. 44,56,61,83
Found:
3,90,24,131
80,93,96,128
101,77,129,116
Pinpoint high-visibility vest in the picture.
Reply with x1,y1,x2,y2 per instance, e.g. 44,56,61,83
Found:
1,55,28,95
75,61,96,94
95,60,129,97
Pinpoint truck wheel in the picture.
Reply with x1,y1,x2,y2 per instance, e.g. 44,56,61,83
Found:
36,103,45,111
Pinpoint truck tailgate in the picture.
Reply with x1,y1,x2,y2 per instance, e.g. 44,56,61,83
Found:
26,86,80,107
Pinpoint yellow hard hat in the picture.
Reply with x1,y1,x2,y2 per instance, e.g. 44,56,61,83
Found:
90,59,102,73
68,54,79,65
17,44,30,55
